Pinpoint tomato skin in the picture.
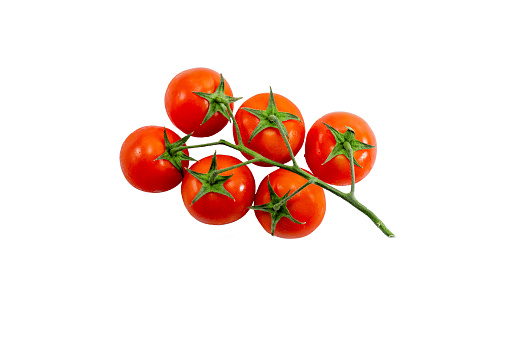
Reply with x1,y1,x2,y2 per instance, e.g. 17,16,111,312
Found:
181,155,256,225
254,169,326,239
305,112,377,186
164,67,234,137
120,126,189,193
233,93,305,167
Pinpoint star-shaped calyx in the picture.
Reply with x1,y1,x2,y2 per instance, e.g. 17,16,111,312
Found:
322,124,375,167
241,87,302,143
185,152,235,205
155,128,196,176
193,74,242,125
249,177,304,236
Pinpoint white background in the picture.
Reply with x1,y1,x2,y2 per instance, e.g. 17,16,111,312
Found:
1,1,508,338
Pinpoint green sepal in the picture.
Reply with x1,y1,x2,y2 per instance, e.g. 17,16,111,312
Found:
321,123,375,167
248,177,304,236
241,87,301,143
193,74,242,125
155,129,197,176
185,152,235,205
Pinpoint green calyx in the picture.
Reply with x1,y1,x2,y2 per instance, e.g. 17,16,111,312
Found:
155,128,196,176
185,152,235,205
241,87,302,143
249,177,304,236
193,74,242,125
322,123,375,167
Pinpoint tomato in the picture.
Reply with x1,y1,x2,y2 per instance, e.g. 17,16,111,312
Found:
253,169,326,239
120,126,190,193
181,154,255,225
305,112,376,186
164,67,235,137
233,92,305,167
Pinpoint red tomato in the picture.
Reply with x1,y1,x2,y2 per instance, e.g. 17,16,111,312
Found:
305,112,376,186
164,67,234,137
120,126,189,193
254,169,326,239
181,155,256,225
233,92,305,167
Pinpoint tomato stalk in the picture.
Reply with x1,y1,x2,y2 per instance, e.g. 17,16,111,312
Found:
314,178,394,237
174,135,393,237
226,104,244,147
344,142,356,197
172,140,224,153
210,158,259,183
172,99,394,237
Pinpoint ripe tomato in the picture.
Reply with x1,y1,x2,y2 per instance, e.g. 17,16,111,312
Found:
233,92,305,167
181,154,255,225
120,126,190,193
164,67,235,137
305,112,376,186
253,169,326,239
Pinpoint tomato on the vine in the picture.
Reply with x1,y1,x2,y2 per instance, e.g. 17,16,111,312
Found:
181,154,255,225
253,169,326,239
120,126,190,193
305,112,376,186
233,90,305,167
164,67,237,137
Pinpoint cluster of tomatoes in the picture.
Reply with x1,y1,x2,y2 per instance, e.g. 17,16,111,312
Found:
120,68,377,239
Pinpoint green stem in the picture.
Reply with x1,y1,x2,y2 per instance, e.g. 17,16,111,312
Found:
223,139,297,171
176,139,295,171
344,141,356,197
226,104,243,146
215,158,259,175
171,129,394,237
172,141,224,153
269,115,298,168
313,179,394,238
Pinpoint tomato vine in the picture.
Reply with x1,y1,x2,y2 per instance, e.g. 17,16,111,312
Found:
123,69,394,237
168,81,395,238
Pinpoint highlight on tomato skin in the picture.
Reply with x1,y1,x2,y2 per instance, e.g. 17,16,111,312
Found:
305,112,377,186
181,154,256,225
253,168,326,239
119,126,189,193
164,67,235,138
